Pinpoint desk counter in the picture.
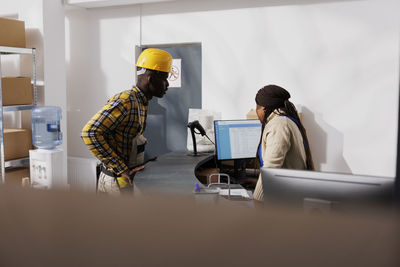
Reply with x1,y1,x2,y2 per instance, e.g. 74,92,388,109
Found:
134,151,254,207
134,151,214,195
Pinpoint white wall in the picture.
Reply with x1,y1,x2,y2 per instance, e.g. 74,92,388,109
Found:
66,0,400,177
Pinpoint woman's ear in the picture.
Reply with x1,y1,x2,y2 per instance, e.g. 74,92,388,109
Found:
256,105,265,123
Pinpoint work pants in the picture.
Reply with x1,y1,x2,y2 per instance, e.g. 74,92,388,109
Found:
97,171,133,196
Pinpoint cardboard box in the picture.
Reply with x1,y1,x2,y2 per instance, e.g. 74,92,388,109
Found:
4,129,32,161
246,109,258,120
0,17,26,48
195,168,220,185
5,167,30,186
1,77,33,106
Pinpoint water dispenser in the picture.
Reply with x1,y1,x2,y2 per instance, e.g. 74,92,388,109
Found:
30,106,66,189
31,106,62,149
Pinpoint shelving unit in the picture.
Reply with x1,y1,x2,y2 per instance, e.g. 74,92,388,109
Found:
0,46,37,183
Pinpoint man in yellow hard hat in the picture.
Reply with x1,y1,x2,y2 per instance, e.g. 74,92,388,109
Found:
81,48,172,195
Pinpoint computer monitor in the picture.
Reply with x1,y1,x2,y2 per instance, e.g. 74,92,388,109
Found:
261,168,395,211
214,120,261,161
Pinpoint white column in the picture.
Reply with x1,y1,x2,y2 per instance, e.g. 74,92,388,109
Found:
42,0,68,184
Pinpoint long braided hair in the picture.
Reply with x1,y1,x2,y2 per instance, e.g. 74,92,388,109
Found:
255,85,314,170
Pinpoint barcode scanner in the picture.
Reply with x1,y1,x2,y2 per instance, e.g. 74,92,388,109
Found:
187,120,214,156
188,120,206,136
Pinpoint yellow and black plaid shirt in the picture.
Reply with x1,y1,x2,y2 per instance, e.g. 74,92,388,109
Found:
81,87,148,175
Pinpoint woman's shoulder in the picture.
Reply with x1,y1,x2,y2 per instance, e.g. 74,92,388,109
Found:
269,113,291,125
264,114,294,136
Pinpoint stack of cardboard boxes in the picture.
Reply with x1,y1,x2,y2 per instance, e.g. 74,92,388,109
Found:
0,17,32,185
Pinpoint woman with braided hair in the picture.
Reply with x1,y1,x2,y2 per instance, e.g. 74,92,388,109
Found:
253,85,314,201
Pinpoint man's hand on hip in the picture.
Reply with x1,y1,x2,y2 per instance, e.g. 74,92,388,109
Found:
121,165,145,185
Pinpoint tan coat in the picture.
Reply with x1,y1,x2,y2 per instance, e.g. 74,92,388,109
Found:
253,110,307,201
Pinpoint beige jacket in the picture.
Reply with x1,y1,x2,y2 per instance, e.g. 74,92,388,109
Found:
253,110,307,201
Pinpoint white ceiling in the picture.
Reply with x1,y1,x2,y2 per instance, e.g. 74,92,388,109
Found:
65,0,176,8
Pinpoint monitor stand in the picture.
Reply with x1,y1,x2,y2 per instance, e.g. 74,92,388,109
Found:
234,159,247,182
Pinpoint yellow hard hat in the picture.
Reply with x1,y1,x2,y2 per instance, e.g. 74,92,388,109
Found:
136,48,172,73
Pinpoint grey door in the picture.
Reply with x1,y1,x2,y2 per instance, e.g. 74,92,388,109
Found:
136,43,202,158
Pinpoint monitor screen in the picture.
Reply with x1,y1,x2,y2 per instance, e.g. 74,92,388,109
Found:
214,120,262,160
260,168,395,211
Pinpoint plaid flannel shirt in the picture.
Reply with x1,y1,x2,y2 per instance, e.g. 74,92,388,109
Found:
81,87,148,175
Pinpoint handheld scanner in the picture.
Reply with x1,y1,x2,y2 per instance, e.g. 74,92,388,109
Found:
187,120,206,136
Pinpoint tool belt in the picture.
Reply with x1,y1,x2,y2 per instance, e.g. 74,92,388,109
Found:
99,164,117,177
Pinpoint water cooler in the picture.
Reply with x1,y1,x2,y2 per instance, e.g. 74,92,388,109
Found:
29,106,67,189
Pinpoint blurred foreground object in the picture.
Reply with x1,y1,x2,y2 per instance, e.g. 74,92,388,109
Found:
0,185,398,267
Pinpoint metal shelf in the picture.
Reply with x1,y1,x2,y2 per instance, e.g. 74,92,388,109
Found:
5,157,29,168
0,46,37,183
31,80,44,86
3,105,35,112
0,46,35,55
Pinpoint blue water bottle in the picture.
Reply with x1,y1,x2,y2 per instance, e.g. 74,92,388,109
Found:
31,106,62,149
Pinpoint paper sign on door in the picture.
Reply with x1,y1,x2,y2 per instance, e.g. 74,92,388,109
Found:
168,58,182,88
